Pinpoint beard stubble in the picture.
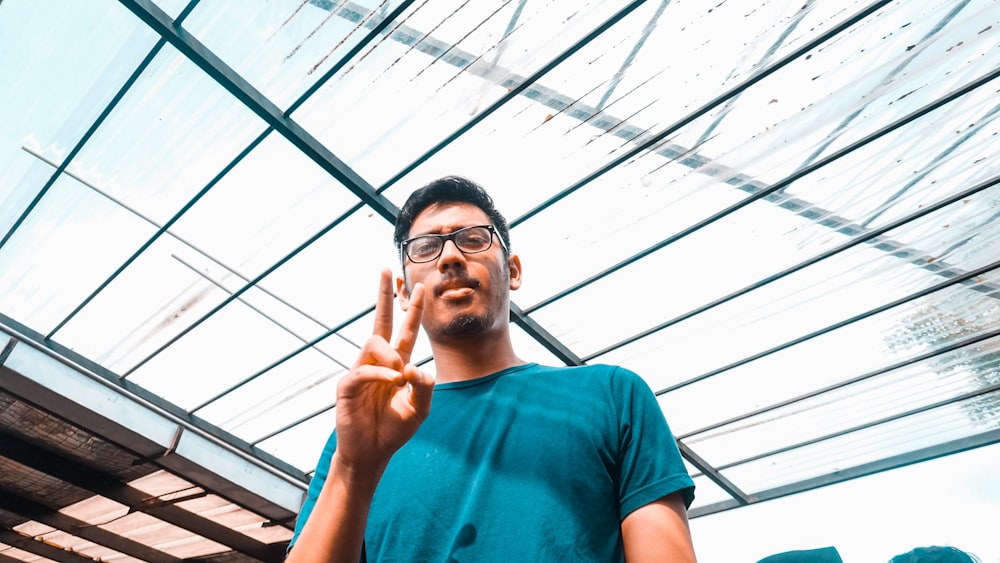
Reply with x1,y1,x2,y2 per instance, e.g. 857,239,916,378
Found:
438,312,494,339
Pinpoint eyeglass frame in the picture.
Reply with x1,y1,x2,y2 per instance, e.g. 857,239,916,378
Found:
400,224,509,264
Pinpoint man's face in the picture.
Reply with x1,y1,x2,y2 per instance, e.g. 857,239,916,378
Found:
397,201,521,341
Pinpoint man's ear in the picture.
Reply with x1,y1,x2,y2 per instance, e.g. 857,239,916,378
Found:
396,274,411,310
508,254,522,291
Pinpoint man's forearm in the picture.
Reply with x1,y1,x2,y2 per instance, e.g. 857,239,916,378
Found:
285,454,385,563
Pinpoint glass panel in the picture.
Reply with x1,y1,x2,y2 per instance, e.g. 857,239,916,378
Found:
398,66,997,348
53,496,139,561
574,176,1000,386
605,250,983,394
196,347,346,443
12,520,128,560
127,295,321,410
295,0,652,186
57,201,383,378
617,218,1000,435
258,207,399,327
407,69,1000,322
508,163,751,309
155,0,192,21
183,0,410,109
720,390,1000,493
682,336,1000,466
68,45,268,226
659,281,1000,437
0,0,158,234
131,475,294,544
175,495,294,542
52,235,237,374
671,1,1000,184
257,408,338,472
60,495,131,524
528,203,892,361
100,511,228,557
118,210,394,408
0,174,160,335
381,1,991,217
167,133,363,279
58,488,228,558
689,443,1000,562
771,88,1000,235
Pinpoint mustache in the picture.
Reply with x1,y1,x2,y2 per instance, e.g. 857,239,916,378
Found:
434,275,481,296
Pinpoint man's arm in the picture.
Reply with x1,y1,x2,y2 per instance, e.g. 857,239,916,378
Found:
621,492,698,562
285,453,382,563
286,271,432,562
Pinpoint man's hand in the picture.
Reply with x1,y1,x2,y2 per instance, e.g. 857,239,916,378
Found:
286,272,430,563
333,269,434,475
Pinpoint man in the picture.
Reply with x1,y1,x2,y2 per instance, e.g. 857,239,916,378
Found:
286,176,696,562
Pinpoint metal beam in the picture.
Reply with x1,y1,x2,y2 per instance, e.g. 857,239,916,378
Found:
0,488,181,563
0,334,306,520
510,303,583,366
676,441,750,506
0,527,96,563
117,0,397,222
0,430,274,561
0,550,28,563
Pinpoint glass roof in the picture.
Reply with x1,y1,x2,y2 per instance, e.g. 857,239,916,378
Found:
1,0,999,560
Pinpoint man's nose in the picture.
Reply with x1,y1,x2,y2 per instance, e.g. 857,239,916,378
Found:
437,239,466,267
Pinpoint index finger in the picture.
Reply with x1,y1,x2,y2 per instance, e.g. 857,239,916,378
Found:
372,268,395,341
394,282,424,365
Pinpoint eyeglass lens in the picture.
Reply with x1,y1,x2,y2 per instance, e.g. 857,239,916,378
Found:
406,226,493,262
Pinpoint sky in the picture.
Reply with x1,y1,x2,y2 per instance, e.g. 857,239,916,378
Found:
690,442,1000,563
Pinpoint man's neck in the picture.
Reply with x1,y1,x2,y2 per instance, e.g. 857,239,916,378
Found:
428,330,524,383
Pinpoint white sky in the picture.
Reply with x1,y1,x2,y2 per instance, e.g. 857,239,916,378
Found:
690,442,1000,563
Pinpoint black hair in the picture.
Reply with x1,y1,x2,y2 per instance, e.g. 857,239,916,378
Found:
393,176,511,259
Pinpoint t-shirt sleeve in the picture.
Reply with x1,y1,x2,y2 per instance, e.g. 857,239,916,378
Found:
287,430,338,552
612,366,695,519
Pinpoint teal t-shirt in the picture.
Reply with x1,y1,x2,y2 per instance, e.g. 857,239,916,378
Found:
290,363,694,562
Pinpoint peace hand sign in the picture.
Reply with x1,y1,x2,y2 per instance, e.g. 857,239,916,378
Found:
333,269,433,474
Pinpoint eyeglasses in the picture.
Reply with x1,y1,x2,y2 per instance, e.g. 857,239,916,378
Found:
401,225,507,263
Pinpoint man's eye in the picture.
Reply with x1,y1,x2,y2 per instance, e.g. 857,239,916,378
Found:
461,232,489,245
410,239,439,255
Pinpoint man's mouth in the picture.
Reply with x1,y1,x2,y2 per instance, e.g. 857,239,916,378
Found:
435,278,480,298
440,287,474,299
